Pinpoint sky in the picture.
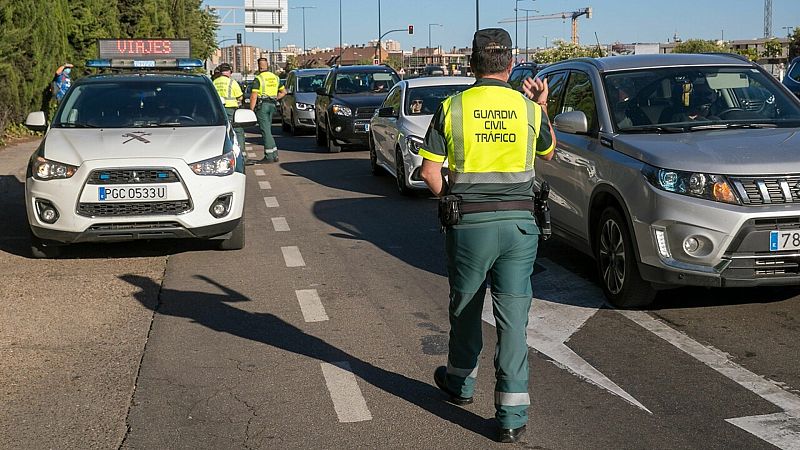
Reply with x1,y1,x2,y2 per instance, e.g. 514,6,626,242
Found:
202,0,800,51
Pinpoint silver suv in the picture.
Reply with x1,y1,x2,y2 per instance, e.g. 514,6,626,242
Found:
535,53,800,307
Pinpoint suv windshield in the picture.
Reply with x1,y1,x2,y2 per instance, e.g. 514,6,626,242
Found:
604,67,800,132
53,80,225,128
335,72,400,94
297,74,327,93
406,85,471,115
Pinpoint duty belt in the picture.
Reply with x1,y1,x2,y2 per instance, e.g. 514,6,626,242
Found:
459,200,536,214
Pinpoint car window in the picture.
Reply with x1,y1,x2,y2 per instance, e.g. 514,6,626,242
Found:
789,62,800,82
405,84,471,115
508,68,533,92
383,87,402,112
603,66,800,131
334,72,400,94
54,81,225,128
561,71,598,132
297,74,327,93
542,71,568,119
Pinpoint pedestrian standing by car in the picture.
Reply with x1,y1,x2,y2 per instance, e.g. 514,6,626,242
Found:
418,28,555,444
52,63,73,103
212,63,246,155
250,57,286,163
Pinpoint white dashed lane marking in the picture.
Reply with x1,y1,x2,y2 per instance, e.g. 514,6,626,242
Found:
247,152,257,159
280,246,305,267
254,169,266,177
259,181,272,190
264,196,279,208
271,217,290,232
320,362,372,423
295,289,329,322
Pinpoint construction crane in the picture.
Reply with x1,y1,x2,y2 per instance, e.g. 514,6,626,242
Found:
500,7,592,45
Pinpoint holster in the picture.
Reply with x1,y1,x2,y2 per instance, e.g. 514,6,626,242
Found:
438,195,462,231
534,184,552,241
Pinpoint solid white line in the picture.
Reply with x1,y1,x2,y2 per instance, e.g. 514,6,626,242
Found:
264,196,279,208
281,246,305,267
271,217,290,232
259,181,272,190
295,289,328,322
320,362,372,423
254,169,266,177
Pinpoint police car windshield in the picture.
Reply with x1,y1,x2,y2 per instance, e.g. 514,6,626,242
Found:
53,80,225,128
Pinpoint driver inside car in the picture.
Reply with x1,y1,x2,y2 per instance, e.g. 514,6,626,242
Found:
667,79,719,123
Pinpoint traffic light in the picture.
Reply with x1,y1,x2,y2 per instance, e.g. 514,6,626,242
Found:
236,33,242,44
408,25,414,35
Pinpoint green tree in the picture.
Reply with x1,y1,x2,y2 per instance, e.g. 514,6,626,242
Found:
284,55,298,72
790,26,800,59
736,47,760,62
384,55,403,70
532,40,606,64
762,38,783,59
672,39,728,54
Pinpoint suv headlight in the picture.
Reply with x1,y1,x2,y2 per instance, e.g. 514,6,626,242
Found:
642,165,738,204
331,104,352,116
32,156,77,180
405,135,424,154
296,102,314,111
190,151,236,176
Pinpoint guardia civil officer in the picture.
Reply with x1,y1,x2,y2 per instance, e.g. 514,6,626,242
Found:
213,63,247,156
418,28,555,444
249,57,286,163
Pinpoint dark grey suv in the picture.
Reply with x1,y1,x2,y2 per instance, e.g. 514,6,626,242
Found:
534,53,800,307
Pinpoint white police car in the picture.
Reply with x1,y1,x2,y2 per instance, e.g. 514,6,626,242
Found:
23,39,256,258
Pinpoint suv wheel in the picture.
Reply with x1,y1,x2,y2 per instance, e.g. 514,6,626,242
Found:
218,217,245,250
395,147,413,196
369,132,382,176
594,207,655,308
327,122,342,153
315,120,326,147
30,231,61,259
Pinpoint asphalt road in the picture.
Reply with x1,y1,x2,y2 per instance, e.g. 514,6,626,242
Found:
1,129,799,449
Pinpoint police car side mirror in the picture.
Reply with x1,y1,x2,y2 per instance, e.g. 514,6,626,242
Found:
553,111,589,135
24,111,48,132
233,108,258,127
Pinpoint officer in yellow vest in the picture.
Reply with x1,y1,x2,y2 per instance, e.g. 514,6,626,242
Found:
213,63,246,155
250,57,286,163
419,28,555,444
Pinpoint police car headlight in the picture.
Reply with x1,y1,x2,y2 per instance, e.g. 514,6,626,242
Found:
296,102,314,111
405,135,425,155
190,151,236,176
32,156,77,181
331,104,352,116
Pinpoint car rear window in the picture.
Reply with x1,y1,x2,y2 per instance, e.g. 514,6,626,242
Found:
53,80,225,128
334,72,400,94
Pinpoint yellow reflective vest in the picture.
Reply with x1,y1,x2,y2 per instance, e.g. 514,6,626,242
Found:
252,71,281,98
213,75,243,108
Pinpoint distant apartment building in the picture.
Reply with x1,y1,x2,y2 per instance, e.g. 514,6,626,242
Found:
215,45,264,75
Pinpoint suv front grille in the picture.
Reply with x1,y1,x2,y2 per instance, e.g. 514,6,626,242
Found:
87,168,180,184
730,176,800,205
86,221,182,231
77,201,191,217
355,107,376,119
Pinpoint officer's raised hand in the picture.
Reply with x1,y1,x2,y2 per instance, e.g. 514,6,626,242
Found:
522,76,548,107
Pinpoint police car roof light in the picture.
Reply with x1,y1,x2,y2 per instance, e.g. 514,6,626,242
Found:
176,58,204,69
86,59,112,68
84,58,203,70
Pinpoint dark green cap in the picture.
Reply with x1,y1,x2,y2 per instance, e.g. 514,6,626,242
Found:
472,28,512,51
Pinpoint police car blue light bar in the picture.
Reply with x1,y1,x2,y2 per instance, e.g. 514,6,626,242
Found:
86,59,112,68
85,58,204,70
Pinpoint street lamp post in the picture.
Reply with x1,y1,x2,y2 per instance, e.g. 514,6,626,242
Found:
543,35,548,49
376,0,382,63
339,0,343,58
514,0,532,60
291,6,315,55
518,8,536,62
429,23,443,65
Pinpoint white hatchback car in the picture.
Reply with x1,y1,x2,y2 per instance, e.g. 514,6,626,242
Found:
369,76,473,195
24,64,256,258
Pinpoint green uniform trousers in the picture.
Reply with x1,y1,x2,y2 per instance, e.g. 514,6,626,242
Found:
443,210,539,429
225,107,246,156
255,102,278,160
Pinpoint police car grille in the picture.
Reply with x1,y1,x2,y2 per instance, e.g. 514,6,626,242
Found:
77,201,192,217
730,176,800,205
87,169,180,184
355,107,376,119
